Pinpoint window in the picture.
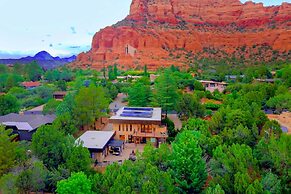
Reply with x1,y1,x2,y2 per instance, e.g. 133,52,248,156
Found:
130,124,132,131
126,124,128,131
119,125,121,131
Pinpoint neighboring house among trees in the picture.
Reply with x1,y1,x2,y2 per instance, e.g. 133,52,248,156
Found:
225,75,245,81
53,91,67,101
116,75,142,82
109,107,168,146
199,80,227,93
21,81,41,89
254,79,276,83
0,113,55,141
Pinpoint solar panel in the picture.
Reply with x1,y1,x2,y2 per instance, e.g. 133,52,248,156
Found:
120,113,152,118
124,107,153,111
120,107,154,118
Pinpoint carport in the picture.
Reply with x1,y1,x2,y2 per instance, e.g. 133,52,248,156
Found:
108,139,124,153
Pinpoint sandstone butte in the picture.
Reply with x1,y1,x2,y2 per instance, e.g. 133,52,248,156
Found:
72,0,291,70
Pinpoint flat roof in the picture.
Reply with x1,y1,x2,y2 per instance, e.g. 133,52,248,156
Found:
109,107,162,123
76,131,115,150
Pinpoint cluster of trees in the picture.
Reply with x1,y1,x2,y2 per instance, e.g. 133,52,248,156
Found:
0,123,92,193
127,69,206,118
0,83,110,193
226,81,291,113
5,85,55,111
44,67,74,82
55,131,206,194
56,84,109,129
0,62,44,92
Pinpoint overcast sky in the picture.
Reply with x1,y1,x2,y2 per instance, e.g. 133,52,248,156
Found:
0,0,289,58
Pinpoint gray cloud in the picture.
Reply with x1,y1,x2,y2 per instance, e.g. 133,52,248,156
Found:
69,46,81,49
70,26,77,34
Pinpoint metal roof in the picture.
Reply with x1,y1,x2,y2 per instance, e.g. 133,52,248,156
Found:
76,131,115,150
0,113,56,131
108,139,124,147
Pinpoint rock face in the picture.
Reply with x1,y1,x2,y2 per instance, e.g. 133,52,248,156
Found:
73,0,291,70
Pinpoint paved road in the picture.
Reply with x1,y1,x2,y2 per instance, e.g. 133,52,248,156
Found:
104,93,127,131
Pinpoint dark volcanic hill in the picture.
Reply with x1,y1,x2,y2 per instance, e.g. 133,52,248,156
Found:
0,51,76,70
72,0,291,70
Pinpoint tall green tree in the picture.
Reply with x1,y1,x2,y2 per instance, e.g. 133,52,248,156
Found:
0,173,18,194
261,172,282,194
65,145,91,173
31,161,48,193
56,92,75,116
0,127,18,176
0,94,20,116
176,93,205,119
255,134,290,192
154,69,178,116
16,169,33,194
73,85,109,127
206,184,225,194
128,81,152,107
210,144,259,193
143,65,148,76
31,125,73,169
171,130,207,193
24,61,43,81
53,112,78,135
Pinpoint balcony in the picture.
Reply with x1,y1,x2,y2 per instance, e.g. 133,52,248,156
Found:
133,126,168,138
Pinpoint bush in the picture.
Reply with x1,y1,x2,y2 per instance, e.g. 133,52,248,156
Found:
205,103,221,110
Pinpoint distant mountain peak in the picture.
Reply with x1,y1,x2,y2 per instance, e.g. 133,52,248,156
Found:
33,51,54,60
0,51,76,70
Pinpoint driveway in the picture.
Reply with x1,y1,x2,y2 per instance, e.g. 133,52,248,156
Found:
168,114,183,130
109,93,127,111
99,143,145,165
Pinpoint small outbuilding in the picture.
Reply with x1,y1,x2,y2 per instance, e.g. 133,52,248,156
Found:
53,91,67,101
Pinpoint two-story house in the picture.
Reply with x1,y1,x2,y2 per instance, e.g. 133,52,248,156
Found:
109,107,167,147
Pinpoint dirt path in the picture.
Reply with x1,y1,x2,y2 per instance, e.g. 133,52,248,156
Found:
267,112,291,134
168,114,183,130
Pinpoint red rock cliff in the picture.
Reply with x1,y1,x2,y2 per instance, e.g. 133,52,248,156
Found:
73,0,291,70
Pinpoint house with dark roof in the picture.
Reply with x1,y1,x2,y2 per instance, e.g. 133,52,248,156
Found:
0,113,56,141
53,91,67,101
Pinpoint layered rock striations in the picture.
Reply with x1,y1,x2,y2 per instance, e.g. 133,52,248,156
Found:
73,0,291,70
